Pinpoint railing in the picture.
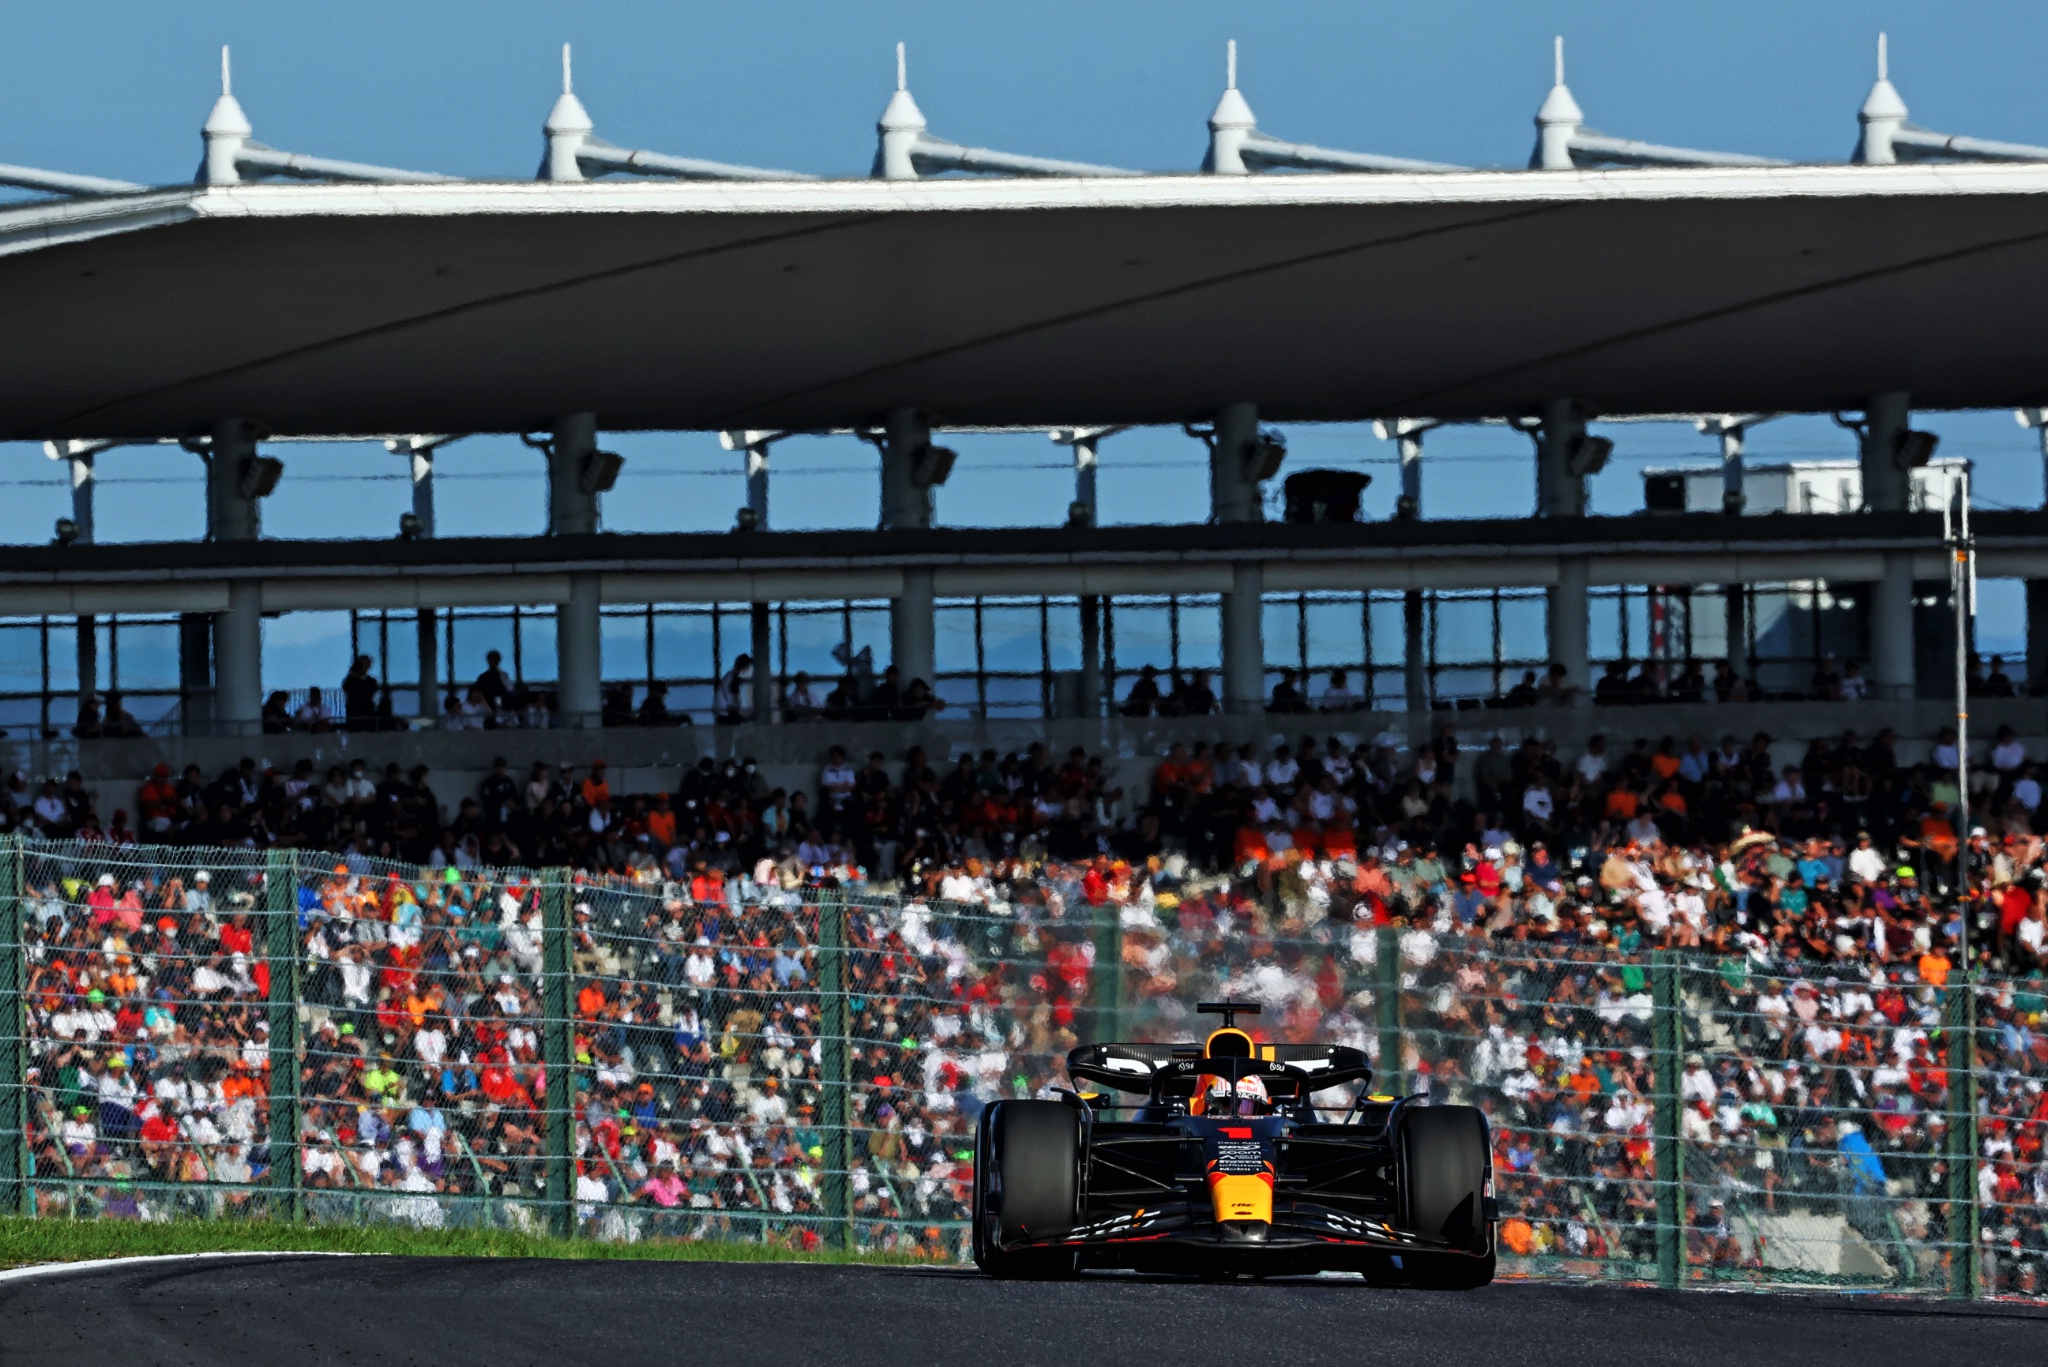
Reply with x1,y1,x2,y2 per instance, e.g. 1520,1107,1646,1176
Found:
0,833,2035,1296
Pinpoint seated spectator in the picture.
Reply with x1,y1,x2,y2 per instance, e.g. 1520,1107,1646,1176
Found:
1119,665,1163,717
101,693,142,739
293,687,335,733
1267,669,1308,714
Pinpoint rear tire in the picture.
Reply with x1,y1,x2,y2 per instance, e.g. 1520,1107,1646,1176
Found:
972,1100,1081,1279
1392,1104,1494,1289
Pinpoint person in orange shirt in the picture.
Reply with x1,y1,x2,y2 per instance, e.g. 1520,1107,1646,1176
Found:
580,761,611,810
646,794,678,850
1605,785,1640,821
1650,738,1683,784
1917,946,1952,987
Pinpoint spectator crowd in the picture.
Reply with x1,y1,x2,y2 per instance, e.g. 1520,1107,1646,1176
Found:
10,708,2048,1289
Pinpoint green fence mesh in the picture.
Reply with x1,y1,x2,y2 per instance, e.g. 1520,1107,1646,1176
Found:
3,834,2041,1297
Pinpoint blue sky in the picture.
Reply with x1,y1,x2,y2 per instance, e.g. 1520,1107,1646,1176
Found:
1,1,2042,681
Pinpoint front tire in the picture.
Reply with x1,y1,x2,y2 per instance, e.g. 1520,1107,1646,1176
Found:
972,1100,1081,1279
1392,1104,1494,1289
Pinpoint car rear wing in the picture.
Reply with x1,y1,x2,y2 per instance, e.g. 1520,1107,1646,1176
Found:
1067,1042,1373,1096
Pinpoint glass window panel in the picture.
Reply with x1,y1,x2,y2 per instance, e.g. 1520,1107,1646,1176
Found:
1589,592,1623,663
1303,597,1365,669
1108,599,1172,673
111,621,179,691
1368,665,1408,710
935,604,981,675
652,608,715,682
516,611,556,685
46,619,77,693
1687,589,1728,662
1432,594,1493,666
1748,591,1788,662
450,612,517,685
1433,666,1495,703
666,682,714,724
382,611,419,686
716,606,763,679
0,626,41,691
1499,593,1546,664
980,675,1045,718
1754,661,1807,697
95,620,113,690
352,612,383,677
1044,598,1081,672
932,675,982,718
1815,583,1868,660
779,604,846,679
978,604,1043,676
0,697,41,735
1755,586,1816,663
1623,592,1650,661
601,610,649,682
1175,595,1221,670
1261,598,1302,671
122,694,179,726
1368,595,1405,668
848,605,890,675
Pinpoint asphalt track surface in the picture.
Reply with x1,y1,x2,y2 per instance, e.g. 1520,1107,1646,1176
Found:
2,1256,2044,1367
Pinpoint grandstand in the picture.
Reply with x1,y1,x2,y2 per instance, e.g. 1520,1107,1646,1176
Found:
1,26,2047,1303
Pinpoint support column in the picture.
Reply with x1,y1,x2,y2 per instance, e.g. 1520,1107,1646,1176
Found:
263,848,303,1222
2028,581,2048,697
1862,392,1917,701
2022,411,2048,694
1717,421,1746,516
1548,558,1589,707
750,602,774,723
548,414,603,727
1213,402,1267,715
408,444,439,723
1650,951,1685,1288
1396,421,1428,711
207,419,265,735
179,614,214,733
881,408,937,686
541,868,574,1240
1078,594,1102,719
817,889,851,1249
65,454,96,730
1403,592,1427,713
1536,401,1593,703
0,834,24,1218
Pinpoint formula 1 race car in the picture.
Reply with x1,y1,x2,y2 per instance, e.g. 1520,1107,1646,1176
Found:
971,1002,1495,1286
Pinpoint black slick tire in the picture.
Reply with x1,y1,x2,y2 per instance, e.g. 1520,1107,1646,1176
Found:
1392,1104,1495,1289
972,1100,1080,1279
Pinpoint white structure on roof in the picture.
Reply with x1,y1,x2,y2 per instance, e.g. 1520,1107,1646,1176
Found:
1641,455,1971,517
539,45,810,183
873,43,1137,180
199,47,453,186
1530,37,1787,170
1204,41,1460,175
1854,33,2048,165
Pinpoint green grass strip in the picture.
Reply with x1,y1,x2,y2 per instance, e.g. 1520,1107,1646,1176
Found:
0,1217,929,1271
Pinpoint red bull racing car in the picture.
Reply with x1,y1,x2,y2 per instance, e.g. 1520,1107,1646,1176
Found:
971,1002,1495,1287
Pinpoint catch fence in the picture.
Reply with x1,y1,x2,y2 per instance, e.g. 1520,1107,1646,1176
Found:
0,834,2038,1297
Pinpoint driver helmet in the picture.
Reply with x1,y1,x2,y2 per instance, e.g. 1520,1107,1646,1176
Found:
1206,1073,1271,1117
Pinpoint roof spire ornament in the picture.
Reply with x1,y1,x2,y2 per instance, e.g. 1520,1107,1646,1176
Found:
1204,39,1257,173
1531,35,1585,169
1854,31,1909,164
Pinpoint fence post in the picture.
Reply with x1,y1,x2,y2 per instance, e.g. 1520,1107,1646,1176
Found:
1090,899,1122,1045
540,868,574,1241
1944,972,1980,1299
1650,949,1685,1289
1374,924,1401,1096
262,849,303,1223
817,889,851,1251
0,833,24,1218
